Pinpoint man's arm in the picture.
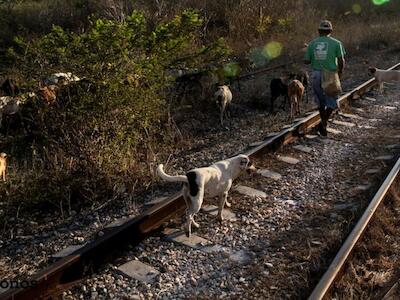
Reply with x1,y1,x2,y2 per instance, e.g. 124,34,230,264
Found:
338,56,345,78
337,42,346,78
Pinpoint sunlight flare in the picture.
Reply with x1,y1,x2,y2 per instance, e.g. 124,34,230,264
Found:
263,41,283,59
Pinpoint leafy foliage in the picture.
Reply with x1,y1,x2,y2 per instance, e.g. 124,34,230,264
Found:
10,9,228,144
3,9,229,209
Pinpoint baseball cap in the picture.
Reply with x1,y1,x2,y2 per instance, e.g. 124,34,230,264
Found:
318,20,333,31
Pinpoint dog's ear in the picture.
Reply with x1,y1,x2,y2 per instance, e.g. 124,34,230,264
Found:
239,156,251,168
239,156,257,174
239,157,247,167
246,159,257,174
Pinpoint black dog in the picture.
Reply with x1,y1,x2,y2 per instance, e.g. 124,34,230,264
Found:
269,78,288,113
269,71,309,113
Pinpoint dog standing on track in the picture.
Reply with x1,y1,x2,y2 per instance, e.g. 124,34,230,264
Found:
290,71,309,103
287,80,304,121
0,153,7,181
157,154,256,237
368,67,400,94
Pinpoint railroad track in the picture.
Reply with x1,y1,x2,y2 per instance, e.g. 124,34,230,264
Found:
309,157,400,300
1,63,400,299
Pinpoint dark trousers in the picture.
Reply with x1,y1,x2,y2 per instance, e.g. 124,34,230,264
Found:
318,107,333,135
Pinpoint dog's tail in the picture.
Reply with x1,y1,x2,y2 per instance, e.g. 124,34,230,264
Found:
157,164,188,183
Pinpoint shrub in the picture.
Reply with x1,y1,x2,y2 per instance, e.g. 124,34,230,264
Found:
1,9,229,213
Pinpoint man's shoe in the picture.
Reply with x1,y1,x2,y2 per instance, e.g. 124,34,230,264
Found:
320,126,328,137
316,123,328,137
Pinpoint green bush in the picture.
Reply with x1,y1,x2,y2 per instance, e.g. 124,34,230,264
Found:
2,9,229,213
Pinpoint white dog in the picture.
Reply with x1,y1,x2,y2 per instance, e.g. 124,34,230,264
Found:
157,154,256,237
214,85,232,126
368,67,400,93
0,153,7,181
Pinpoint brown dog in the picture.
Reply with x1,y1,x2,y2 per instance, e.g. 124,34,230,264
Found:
38,85,58,105
287,79,304,121
0,153,7,181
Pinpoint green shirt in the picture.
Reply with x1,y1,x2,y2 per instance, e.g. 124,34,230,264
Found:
305,36,345,71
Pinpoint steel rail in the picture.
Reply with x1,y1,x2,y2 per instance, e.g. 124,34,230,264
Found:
1,63,399,300
309,157,400,300
0,193,186,300
306,62,400,300
379,278,400,300
382,281,400,300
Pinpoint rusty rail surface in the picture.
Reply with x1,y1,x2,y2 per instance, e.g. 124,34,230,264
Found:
306,62,400,300
309,157,400,300
0,194,186,300
1,63,399,300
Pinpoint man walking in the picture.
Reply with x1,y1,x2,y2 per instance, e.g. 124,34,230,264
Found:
304,20,345,136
